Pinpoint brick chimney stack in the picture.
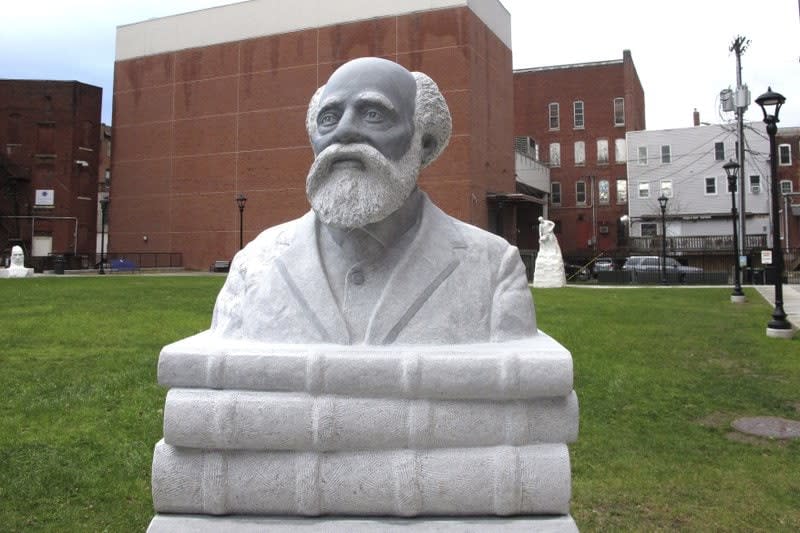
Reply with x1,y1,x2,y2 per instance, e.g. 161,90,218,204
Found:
693,108,700,126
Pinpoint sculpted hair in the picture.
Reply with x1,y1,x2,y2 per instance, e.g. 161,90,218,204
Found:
305,70,452,169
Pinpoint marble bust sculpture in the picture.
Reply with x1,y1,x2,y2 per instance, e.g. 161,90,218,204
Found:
1,246,34,278
211,57,536,345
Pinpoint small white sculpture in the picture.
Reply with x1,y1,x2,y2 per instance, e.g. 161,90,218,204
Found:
0,246,34,278
532,217,566,288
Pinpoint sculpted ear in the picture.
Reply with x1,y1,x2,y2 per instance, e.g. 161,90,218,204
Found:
421,134,438,167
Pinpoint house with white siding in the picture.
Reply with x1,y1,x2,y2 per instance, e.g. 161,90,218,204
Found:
625,123,771,256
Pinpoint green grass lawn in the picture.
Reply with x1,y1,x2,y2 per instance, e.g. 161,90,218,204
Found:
0,277,798,531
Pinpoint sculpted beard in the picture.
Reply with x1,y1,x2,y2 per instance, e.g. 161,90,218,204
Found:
306,133,422,229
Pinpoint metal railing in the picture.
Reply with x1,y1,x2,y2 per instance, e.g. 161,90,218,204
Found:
628,234,767,254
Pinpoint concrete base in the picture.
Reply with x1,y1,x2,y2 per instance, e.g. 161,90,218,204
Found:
147,514,579,532
766,326,796,339
730,294,747,304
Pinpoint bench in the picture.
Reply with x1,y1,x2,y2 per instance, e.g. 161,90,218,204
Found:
212,260,231,273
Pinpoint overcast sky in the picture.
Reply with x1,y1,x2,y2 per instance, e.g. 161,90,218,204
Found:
2,0,798,130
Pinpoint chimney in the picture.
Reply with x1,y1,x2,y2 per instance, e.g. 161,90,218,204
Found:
693,108,700,127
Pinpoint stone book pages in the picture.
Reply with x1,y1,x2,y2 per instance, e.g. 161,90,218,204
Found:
151,441,571,516
157,331,573,400
163,389,579,451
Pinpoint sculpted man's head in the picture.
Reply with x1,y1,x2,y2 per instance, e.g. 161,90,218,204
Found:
305,57,452,229
10,246,24,267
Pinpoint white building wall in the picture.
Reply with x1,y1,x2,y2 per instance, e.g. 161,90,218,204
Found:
626,123,770,238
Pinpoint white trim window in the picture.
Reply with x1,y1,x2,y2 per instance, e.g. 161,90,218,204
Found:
613,97,624,126
661,145,671,164
573,100,584,129
705,177,717,195
749,175,761,194
637,146,648,165
551,182,561,206
614,138,626,163
780,180,793,194
714,142,725,161
616,179,627,204
574,141,585,166
576,181,587,205
598,179,610,204
549,142,561,167
660,179,673,198
638,181,650,199
597,139,609,164
549,102,560,130
778,144,791,166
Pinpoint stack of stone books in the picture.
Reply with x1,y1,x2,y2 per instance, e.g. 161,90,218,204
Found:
148,331,579,531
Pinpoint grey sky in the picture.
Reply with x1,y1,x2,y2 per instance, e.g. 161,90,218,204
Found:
1,0,798,130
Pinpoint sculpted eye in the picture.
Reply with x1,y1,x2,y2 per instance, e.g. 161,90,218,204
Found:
364,108,384,123
318,111,339,127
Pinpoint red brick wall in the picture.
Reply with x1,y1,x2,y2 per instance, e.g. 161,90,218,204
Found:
111,7,514,270
514,55,645,258
0,80,101,258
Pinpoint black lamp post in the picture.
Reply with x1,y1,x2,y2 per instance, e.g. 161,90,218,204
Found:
755,87,792,337
236,193,247,251
723,160,745,302
98,197,109,275
657,194,669,285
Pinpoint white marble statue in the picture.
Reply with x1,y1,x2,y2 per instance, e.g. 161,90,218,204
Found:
211,57,536,345
0,246,34,278
533,217,567,288
149,58,577,533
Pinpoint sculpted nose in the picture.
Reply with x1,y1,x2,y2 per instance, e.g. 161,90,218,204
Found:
331,111,363,144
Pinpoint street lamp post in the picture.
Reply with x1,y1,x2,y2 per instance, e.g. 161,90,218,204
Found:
657,194,669,285
236,193,247,251
98,197,109,275
723,160,746,303
755,87,792,338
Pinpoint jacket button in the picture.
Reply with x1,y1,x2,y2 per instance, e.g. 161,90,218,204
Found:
349,269,365,285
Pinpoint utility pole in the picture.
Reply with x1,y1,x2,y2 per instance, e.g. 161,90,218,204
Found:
730,36,750,275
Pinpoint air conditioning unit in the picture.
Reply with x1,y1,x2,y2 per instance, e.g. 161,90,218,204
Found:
751,184,760,194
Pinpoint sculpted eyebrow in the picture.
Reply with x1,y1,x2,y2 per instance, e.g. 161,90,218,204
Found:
356,91,395,111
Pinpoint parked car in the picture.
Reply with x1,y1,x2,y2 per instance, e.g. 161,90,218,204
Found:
622,256,703,282
593,257,615,277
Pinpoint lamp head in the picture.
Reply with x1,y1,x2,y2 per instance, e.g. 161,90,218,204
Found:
755,87,785,123
236,193,247,210
723,159,739,191
657,194,668,210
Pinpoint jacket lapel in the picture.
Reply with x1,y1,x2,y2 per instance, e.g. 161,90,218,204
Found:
274,212,350,344
365,195,466,345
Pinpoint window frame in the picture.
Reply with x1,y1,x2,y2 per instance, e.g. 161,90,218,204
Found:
613,97,625,126
548,102,560,130
705,176,717,196
661,145,671,164
638,181,650,199
614,138,626,164
778,143,792,166
551,181,561,206
641,223,657,237
576,181,587,206
573,100,585,129
597,139,609,165
574,140,586,166
549,142,561,167
598,179,610,205
660,179,673,198
749,175,761,194
714,142,725,161
616,179,627,204
780,180,793,194
637,146,648,165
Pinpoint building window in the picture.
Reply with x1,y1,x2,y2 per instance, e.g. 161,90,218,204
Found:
638,146,648,165
576,181,587,205
574,141,585,166
615,138,626,163
749,175,761,194
549,142,561,167
638,182,650,199
597,139,609,164
661,145,671,163
549,103,560,130
660,180,673,198
617,179,627,204
598,179,610,204
641,223,658,237
573,101,584,129
778,144,791,166
714,142,725,161
781,180,794,194
705,177,717,195
613,97,625,126
37,122,55,154
551,182,561,206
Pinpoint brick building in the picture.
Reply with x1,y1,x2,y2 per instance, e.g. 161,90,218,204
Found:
777,127,800,251
514,50,645,261
111,0,516,271
0,80,102,267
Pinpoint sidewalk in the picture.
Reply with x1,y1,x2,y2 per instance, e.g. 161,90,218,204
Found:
753,284,800,333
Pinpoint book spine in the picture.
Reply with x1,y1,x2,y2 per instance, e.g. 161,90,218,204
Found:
151,441,571,516
163,389,579,450
158,350,573,399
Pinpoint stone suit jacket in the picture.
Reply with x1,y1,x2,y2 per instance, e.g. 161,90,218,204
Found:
210,194,536,345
